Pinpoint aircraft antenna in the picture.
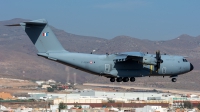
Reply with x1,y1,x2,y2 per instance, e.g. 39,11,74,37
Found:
91,50,96,54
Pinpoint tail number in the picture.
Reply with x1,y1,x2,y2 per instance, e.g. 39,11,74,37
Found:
105,64,111,73
162,67,166,74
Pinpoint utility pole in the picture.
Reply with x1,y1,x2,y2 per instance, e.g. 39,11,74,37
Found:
74,73,76,85
65,67,70,85
67,73,70,85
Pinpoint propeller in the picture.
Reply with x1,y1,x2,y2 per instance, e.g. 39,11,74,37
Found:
155,50,163,71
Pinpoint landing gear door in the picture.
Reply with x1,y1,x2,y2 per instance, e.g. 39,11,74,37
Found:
105,64,111,73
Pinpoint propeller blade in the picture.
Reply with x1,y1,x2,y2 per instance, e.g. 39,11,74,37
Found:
155,50,163,71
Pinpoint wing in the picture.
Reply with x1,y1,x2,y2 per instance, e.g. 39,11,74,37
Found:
114,52,145,62
114,52,157,65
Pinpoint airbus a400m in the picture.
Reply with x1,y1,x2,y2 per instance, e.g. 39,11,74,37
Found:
7,19,194,82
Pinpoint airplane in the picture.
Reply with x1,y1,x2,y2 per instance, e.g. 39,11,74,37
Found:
6,19,194,82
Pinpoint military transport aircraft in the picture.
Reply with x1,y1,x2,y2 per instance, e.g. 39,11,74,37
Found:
6,19,193,82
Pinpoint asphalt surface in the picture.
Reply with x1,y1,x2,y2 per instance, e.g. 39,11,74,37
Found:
83,83,200,95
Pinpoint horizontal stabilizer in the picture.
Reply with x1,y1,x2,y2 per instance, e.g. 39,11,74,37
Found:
5,19,47,26
5,24,21,26
24,19,47,25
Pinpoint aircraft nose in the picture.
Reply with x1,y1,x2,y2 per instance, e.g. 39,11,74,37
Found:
190,63,194,71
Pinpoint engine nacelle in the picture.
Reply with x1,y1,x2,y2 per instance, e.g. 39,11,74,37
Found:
142,56,157,65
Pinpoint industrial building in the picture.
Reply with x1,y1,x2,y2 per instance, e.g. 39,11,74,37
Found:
79,89,164,100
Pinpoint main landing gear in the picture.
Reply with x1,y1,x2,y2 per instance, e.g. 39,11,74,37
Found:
171,78,177,82
110,77,177,82
117,77,123,82
110,78,115,82
110,77,135,82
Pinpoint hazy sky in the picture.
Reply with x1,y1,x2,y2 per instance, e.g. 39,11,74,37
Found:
1,0,200,40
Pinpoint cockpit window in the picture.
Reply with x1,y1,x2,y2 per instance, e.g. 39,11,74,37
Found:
183,59,188,62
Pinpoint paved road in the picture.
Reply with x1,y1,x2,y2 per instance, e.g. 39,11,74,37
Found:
83,83,200,95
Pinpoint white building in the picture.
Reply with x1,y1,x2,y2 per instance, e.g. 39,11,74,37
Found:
54,97,104,104
190,94,198,98
35,81,45,85
53,90,170,104
28,93,67,100
15,107,33,112
0,105,12,111
42,84,51,89
79,90,164,100
47,79,56,84
135,105,167,112
47,93,67,98
17,97,27,100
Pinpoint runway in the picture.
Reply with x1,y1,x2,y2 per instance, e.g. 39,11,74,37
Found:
83,83,200,95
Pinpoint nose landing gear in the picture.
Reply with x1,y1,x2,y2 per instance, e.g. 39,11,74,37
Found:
172,78,177,82
130,77,135,82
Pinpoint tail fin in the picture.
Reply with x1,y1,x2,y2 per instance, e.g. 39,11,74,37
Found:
6,19,66,53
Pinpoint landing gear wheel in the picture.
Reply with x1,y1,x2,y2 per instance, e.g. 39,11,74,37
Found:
130,77,135,82
116,77,122,82
172,78,177,82
110,78,115,82
123,77,129,82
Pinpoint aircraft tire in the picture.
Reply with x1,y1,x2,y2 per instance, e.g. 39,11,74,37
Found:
123,77,129,82
116,77,122,82
172,78,177,82
130,77,135,82
110,78,115,82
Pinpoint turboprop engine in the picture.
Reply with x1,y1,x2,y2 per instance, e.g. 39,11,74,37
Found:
142,51,163,71
142,56,157,65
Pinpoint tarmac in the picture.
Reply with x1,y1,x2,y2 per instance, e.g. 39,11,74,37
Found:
83,83,200,95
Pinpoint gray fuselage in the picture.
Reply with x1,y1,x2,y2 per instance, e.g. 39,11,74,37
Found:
39,51,192,78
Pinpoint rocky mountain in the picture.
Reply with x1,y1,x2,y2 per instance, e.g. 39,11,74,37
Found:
0,18,200,91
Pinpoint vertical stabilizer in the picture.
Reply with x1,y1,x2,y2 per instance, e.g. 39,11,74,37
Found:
9,19,66,53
